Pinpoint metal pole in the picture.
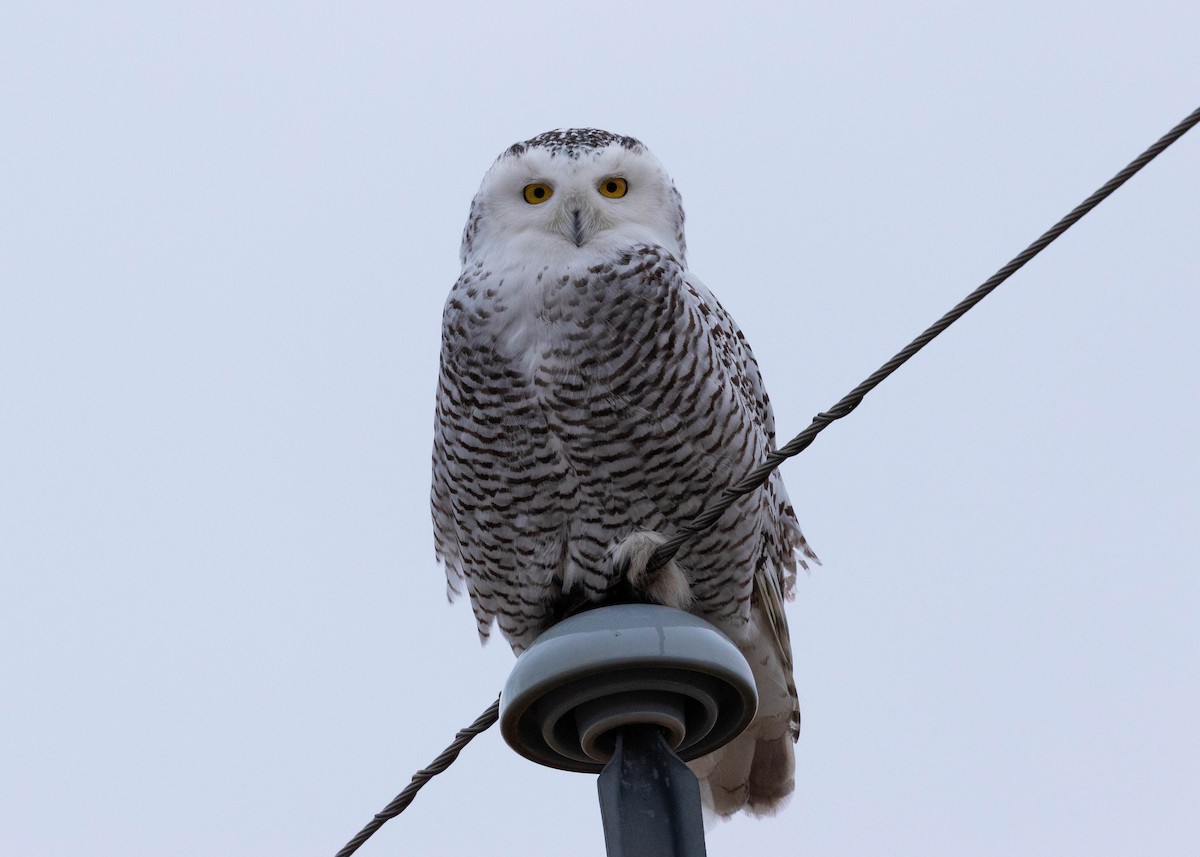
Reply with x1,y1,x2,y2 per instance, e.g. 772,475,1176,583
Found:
597,727,707,857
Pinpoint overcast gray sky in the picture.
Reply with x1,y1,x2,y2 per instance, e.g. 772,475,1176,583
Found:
3,2,1198,855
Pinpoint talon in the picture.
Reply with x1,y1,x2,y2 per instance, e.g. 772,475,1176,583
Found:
608,531,693,610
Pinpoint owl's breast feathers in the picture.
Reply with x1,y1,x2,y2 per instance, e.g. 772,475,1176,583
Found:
431,242,802,651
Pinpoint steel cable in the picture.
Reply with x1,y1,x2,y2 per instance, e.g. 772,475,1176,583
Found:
334,698,500,857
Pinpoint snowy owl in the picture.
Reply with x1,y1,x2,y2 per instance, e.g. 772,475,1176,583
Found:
431,128,817,816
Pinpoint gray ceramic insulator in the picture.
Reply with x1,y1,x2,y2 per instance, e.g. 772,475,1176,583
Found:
499,604,758,772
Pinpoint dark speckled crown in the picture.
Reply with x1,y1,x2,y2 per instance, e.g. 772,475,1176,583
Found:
505,128,644,159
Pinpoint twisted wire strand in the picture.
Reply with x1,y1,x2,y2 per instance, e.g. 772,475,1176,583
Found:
648,103,1200,571
335,103,1198,856
334,698,500,857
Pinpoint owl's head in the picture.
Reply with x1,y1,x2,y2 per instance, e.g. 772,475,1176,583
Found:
460,129,687,268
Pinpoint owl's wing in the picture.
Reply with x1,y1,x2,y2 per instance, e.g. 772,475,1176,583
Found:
430,271,586,650
682,274,779,445
683,273,817,579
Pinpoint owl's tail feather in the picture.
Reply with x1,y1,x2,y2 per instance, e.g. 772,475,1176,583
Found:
690,721,795,817
689,570,799,818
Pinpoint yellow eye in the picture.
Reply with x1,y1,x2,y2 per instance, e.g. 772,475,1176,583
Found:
523,183,553,204
598,177,628,198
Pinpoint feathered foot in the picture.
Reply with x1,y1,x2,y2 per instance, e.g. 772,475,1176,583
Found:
608,530,693,609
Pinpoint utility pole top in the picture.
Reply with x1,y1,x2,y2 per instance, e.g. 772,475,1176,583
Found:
498,603,759,856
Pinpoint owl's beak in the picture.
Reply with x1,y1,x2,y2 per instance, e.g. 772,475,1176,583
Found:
557,195,599,247
569,207,586,247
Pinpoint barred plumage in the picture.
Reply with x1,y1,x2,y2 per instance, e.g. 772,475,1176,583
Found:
431,128,817,816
